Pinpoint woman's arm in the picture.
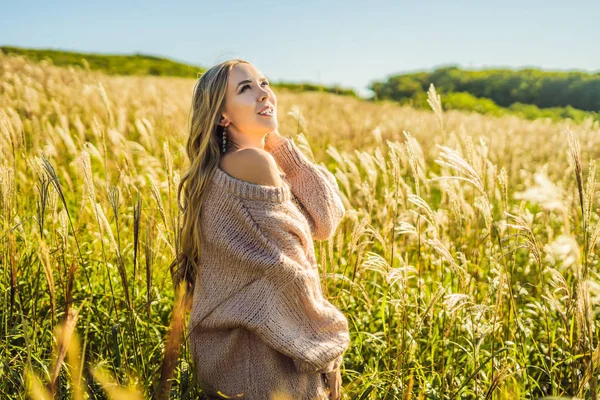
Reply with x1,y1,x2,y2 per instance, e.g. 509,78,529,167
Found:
266,134,346,241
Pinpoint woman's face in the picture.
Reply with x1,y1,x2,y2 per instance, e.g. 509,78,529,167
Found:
221,63,277,139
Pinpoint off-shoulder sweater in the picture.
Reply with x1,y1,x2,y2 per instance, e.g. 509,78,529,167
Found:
188,136,350,400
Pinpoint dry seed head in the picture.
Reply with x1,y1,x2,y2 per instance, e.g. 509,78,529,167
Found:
408,194,438,234
149,175,167,228
386,140,403,177
92,366,144,400
395,221,417,236
590,220,600,255
50,305,81,392
549,235,580,272
403,131,420,196
505,212,542,266
107,128,125,147
473,195,493,231
98,82,114,125
426,83,444,130
433,144,485,195
564,127,584,218
387,264,418,288
513,166,566,213
465,135,474,167
443,293,473,316
156,221,175,255
48,182,58,217
372,125,383,144
28,156,45,181
356,150,378,187
163,140,173,185
0,165,15,217
94,202,118,250
0,109,15,157
546,267,570,298
485,159,497,200
83,141,103,161
498,167,508,209
361,251,390,276
479,137,489,160
584,158,596,230
55,126,77,156
80,148,96,204
585,279,600,314
117,106,127,133
425,237,465,279
440,179,462,223
25,368,52,400
58,209,69,242
173,170,180,193
287,105,307,132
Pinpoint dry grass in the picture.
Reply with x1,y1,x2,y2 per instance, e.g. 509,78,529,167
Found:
2,52,600,399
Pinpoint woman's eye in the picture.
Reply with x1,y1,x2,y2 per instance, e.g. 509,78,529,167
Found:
241,81,269,92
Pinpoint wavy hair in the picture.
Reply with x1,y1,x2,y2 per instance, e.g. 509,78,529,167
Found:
169,59,249,295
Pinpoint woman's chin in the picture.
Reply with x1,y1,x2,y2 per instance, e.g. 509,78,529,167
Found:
257,118,278,129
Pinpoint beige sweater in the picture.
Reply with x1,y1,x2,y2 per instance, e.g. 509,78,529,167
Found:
188,136,350,400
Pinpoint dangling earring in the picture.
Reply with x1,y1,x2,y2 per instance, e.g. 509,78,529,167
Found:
222,125,227,153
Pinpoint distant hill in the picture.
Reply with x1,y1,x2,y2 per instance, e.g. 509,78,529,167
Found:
0,46,358,97
0,45,204,78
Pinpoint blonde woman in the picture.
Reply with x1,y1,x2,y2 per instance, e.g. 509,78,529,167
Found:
171,59,349,400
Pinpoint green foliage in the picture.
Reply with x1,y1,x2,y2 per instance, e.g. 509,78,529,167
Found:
509,102,599,123
370,65,600,112
405,91,507,117
370,66,600,122
374,82,600,124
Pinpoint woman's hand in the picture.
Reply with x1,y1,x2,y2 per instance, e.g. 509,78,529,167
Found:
323,366,342,400
263,129,286,152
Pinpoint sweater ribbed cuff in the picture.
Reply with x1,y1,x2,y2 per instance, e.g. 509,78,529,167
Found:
267,137,312,178
320,354,343,373
294,352,343,374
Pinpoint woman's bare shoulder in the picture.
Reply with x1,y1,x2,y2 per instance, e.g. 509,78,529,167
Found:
220,148,283,188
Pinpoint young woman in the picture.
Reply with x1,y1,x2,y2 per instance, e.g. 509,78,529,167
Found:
171,59,349,400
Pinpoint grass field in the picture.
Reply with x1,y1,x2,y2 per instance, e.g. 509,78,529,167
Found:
2,52,600,399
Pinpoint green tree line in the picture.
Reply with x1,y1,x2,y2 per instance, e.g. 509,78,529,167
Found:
369,65,600,112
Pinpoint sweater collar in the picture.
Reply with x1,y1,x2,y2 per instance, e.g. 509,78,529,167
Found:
211,166,291,203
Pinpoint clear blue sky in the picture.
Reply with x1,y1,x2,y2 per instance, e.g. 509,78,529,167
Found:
3,0,598,97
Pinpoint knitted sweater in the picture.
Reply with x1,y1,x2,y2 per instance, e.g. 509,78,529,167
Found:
188,136,350,400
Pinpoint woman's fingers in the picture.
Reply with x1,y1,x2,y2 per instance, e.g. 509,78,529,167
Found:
326,367,341,400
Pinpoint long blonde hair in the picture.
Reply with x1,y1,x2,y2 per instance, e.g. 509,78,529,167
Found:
169,58,250,294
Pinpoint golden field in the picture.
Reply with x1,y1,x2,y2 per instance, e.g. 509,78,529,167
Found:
2,53,600,399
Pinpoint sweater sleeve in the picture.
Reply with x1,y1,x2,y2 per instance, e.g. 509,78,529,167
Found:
267,136,346,241
240,194,350,374
191,177,350,375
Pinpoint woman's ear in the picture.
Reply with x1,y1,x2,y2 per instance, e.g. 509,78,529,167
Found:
219,115,230,127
